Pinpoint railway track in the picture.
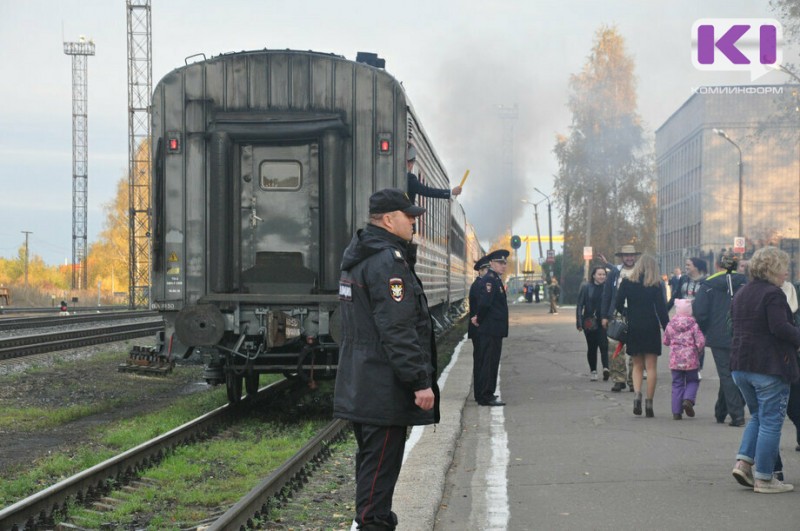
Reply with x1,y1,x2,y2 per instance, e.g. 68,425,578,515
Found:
0,379,348,530
0,310,159,332
0,321,164,361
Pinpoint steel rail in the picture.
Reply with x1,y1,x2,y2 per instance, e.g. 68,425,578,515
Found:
0,379,294,530
208,418,349,530
0,311,159,331
0,321,164,360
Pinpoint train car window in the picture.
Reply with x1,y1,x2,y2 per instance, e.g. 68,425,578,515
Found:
259,160,302,190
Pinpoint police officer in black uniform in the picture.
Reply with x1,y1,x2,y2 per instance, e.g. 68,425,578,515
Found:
334,188,439,530
471,249,510,406
468,255,490,402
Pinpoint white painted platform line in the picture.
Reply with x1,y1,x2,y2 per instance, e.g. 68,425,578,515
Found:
403,333,468,464
486,368,510,530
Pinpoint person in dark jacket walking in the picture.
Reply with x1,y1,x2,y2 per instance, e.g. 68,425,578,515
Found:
471,249,510,406
469,256,490,403
729,246,800,493
576,265,609,381
335,188,439,529
692,252,747,426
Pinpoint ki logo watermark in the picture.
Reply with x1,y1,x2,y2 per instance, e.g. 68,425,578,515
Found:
692,18,783,80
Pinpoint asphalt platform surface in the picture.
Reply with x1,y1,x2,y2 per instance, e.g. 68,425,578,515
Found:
393,300,800,530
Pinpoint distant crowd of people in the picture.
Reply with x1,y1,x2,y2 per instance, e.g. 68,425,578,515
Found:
573,244,800,494
333,163,800,530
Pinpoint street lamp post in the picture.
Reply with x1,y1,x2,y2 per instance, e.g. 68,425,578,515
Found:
520,199,544,259
713,128,744,239
534,188,553,281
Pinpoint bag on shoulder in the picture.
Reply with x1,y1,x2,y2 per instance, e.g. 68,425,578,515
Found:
606,314,628,343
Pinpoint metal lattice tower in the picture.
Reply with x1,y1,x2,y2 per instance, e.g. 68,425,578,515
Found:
127,0,152,308
64,37,95,291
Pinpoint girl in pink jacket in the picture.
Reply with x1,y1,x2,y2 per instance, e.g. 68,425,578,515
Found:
663,299,706,420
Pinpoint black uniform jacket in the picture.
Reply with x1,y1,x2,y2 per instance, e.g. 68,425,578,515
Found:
468,274,484,339
407,172,451,204
334,224,440,426
475,269,509,337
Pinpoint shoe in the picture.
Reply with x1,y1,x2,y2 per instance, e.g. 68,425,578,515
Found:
481,399,506,407
682,399,695,418
590,370,598,381
795,444,800,452
603,368,610,381
633,393,642,416
729,418,745,427
643,370,647,380
611,382,626,392
774,471,785,482
716,417,726,424
645,398,654,417
698,370,703,381
629,386,635,393
732,461,754,487
673,413,682,420
754,477,794,493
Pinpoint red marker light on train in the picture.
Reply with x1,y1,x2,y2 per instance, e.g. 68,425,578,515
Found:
380,139,390,152
166,132,182,153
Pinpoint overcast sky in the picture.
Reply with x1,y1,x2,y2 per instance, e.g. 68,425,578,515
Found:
0,0,794,265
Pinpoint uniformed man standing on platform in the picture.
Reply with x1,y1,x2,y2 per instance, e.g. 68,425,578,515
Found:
335,188,439,531
468,255,490,403
471,249,510,406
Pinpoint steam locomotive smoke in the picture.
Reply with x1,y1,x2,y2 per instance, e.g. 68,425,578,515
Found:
424,43,563,246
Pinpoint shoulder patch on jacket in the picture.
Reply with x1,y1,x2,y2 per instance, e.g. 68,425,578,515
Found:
389,277,404,302
338,281,353,301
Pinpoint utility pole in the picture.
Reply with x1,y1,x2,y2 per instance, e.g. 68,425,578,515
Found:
21,231,32,286
128,0,153,309
64,36,95,291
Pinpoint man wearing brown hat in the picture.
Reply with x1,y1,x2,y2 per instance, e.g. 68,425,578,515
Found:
335,188,439,530
599,245,641,392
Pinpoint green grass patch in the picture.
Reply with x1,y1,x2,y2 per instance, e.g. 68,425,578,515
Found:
66,419,324,529
0,401,119,430
0,385,228,507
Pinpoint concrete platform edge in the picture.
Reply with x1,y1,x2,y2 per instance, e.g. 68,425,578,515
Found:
393,338,472,530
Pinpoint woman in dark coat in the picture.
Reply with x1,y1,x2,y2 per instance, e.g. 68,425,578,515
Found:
576,265,609,381
729,246,800,494
616,254,670,417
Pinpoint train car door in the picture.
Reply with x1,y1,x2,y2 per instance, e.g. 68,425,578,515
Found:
239,143,320,291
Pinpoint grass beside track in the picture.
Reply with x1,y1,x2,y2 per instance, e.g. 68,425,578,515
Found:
0,318,468,528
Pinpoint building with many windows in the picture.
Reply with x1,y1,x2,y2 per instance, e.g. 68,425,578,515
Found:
656,85,800,279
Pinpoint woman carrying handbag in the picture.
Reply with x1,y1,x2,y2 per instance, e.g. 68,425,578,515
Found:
615,254,670,417
577,266,610,382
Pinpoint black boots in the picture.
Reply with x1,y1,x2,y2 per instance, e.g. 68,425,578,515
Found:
645,398,654,418
633,393,642,416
